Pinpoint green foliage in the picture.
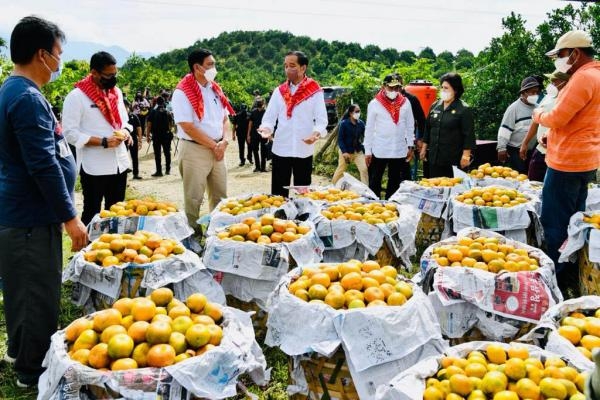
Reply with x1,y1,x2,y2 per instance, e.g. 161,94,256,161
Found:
42,60,89,108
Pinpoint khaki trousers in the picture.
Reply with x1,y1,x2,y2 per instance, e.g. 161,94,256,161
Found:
178,140,227,229
332,150,369,185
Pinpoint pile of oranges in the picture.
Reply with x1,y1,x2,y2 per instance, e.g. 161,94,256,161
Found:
99,198,178,218
557,309,600,360
469,163,528,181
288,260,413,309
216,214,310,245
430,236,539,273
582,213,600,230
320,202,399,225
418,177,463,188
423,344,587,400
218,194,286,215
84,232,185,267
65,289,223,370
300,188,360,201
455,186,529,208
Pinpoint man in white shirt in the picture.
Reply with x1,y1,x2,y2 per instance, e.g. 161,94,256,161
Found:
364,73,415,200
258,50,328,197
63,51,132,225
171,48,234,230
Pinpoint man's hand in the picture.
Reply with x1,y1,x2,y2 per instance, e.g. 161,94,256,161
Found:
302,132,321,145
257,127,273,139
107,136,124,148
419,148,427,161
64,216,88,251
539,133,548,148
406,148,414,162
213,141,227,161
365,154,372,167
519,143,528,160
246,134,251,145
497,150,508,163
137,140,142,150
532,108,543,123
342,152,351,162
460,156,470,169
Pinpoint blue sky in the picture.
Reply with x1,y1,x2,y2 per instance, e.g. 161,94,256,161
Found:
0,0,571,55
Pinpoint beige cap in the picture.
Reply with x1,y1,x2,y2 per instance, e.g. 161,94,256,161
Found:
546,30,593,56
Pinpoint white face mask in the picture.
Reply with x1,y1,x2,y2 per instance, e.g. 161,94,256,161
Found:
203,67,217,82
526,95,539,105
546,84,558,97
352,112,360,120
554,52,575,74
440,90,452,102
385,90,398,100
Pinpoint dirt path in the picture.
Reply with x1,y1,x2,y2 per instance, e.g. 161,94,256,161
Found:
75,138,331,213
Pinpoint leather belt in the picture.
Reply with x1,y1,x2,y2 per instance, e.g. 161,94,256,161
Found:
182,137,222,145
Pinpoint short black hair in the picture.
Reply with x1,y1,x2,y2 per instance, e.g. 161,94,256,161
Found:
156,96,165,106
188,48,213,72
10,15,65,64
90,51,117,72
286,50,309,67
440,72,465,99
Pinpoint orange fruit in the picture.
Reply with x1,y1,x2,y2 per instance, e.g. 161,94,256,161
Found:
492,391,518,400
169,331,188,354
447,248,463,263
367,270,387,284
558,325,582,345
380,265,398,279
386,292,407,306
73,329,99,351
364,286,385,303
481,370,508,395
486,344,507,364
361,277,380,289
107,333,134,359
168,305,191,320
585,318,600,336
127,321,150,343
111,357,138,371
131,342,150,367
185,293,208,313
207,324,223,346
146,344,176,367
203,302,223,323
324,291,345,309
193,315,216,326
88,343,111,369
146,320,173,345
361,260,381,272
185,324,211,349
71,348,91,366
504,358,526,380
171,316,194,335
423,386,444,400
341,272,363,291
507,346,529,360
308,284,328,300
100,324,127,344
92,308,122,332
112,298,133,316
131,297,157,321
339,262,361,276
310,272,331,288
150,287,174,307
449,373,473,396
65,318,93,342
515,377,540,399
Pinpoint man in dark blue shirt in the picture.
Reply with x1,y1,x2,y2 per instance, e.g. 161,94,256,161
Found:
0,16,87,388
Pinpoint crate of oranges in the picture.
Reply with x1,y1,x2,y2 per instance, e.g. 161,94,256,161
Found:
38,289,268,400
316,201,419,267
267,260,447,399
377,341,588,400
419,228,563,342
208,193,298,235
64,231,213,312
560,212,600,296
521,295,600,372
89,198,194,243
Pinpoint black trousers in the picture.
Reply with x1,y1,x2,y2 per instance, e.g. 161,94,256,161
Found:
0,224,62,384
153,135,172,174
80,168,128,225
428,163,454,179
250,136,269,171
129,134,140,177
271,153,312,197
236,133,246,163
368,156,407,200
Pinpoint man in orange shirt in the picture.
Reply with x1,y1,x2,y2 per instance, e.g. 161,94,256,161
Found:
533,30,600,294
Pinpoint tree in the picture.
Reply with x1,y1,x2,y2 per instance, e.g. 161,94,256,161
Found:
418,47,436,60
455,49,475,70
399,50,417,64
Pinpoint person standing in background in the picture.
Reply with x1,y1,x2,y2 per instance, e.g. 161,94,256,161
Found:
147,96,174,176
247,98,268,172
400,79,426,181
364,73,414,199
63,51,133,226
232,104,249,166
0,15,87,388
124,99,143,179
496,76,541,173
420,72,475,178
332,104,368,184
172,48,234,230
258,50,328,197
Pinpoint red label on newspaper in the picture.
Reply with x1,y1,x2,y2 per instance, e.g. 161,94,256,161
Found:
492,272,550,321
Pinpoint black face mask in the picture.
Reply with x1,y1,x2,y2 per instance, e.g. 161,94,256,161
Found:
100,75,117,90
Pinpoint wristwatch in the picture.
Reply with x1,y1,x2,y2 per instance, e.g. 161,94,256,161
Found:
102,137,108,148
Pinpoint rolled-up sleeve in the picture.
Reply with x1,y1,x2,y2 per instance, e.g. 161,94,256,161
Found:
62,90,91,149
259,88,280,132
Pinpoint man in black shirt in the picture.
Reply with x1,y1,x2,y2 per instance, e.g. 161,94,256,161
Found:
146,96,173,176
247,99,267,172
232,104,249,166
125,99,143,179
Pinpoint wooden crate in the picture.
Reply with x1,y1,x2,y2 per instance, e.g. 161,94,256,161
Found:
579,245,600,296
291,349,358,400
225,295,269,340
447,322,535,346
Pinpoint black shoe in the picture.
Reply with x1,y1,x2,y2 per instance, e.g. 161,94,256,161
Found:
253,168,260,172
260,169,266,172
165,170,170,175
238,162,245,167
132,175,142,180
248,158,253,164
151,172,163,177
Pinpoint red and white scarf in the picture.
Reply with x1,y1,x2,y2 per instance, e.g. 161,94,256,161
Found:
278,77,321,118
375,89,406,124
75,75,122,129
175,73,235,120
